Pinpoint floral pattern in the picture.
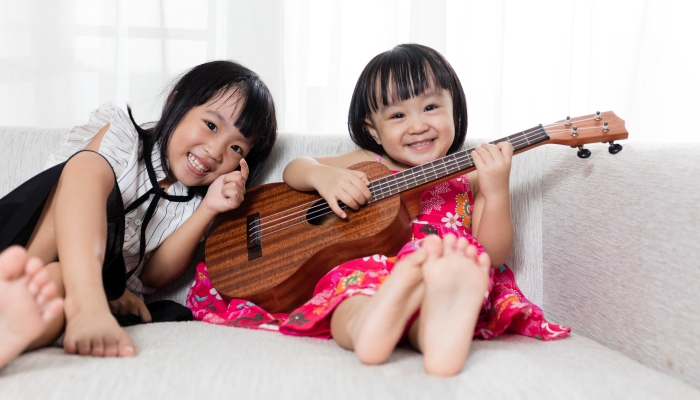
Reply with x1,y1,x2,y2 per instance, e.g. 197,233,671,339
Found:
187,173,570,341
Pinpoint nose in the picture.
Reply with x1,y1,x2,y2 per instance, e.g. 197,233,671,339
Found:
407,113,429,135
204,136,225,163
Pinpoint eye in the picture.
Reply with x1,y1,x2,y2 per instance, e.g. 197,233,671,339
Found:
425,104,438,112
231,145,243,155
205,121,218,133
390,113,405,119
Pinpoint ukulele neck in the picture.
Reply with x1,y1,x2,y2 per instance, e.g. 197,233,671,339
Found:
368,125,550,204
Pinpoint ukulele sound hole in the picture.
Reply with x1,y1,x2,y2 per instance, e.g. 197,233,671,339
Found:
305,199,340,226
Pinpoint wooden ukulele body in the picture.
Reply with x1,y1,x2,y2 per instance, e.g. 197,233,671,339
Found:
206,162,413,313
206,111,628,314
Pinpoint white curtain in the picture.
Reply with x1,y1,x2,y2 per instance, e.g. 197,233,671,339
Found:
1,0,698,143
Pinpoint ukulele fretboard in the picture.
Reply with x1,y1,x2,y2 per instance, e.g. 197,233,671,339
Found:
367,125,549,202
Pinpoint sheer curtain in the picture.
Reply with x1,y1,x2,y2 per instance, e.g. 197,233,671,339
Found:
1,0,697,142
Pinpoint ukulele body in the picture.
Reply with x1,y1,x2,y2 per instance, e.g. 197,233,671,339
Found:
206,161,413,313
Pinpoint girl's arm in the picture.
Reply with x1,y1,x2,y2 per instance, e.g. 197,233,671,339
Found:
282,150,373,218
469,142,514,268
140,160,249,288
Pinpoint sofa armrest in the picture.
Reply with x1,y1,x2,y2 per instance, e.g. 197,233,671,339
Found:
541,142,700,388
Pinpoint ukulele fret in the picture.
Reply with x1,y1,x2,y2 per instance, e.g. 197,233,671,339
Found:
368,125,549,203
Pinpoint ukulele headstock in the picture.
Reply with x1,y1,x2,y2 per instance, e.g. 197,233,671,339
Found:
544,111,628,158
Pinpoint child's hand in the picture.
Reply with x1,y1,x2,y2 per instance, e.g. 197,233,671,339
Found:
203,159,249,215
311,165,371,218
471,142,513,200
108,289,152,322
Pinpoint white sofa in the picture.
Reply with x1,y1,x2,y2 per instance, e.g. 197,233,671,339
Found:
0,127,698,399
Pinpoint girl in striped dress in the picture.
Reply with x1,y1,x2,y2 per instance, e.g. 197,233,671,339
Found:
0,61,277,361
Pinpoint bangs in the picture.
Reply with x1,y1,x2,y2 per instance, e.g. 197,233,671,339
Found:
206,80,275,151
364,48,455,112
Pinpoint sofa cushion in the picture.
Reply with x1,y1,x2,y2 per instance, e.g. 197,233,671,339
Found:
1,323,697,399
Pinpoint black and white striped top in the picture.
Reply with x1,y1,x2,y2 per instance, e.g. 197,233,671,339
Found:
45,103,201,297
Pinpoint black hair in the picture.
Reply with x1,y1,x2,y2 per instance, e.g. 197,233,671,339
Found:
128,60,277,195
348,44,467,155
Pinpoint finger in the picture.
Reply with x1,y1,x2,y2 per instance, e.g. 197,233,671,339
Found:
138,302,152,323
475,144,495,163
497,141,514,158
344,185,368,208
239,158,249,182
484,143,505,161
338,192,360,211
351,170,370,185
327,198,347,219
353,180,372,201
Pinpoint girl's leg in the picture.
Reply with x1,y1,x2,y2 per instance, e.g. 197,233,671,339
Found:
0,247,63,368
414,235,491,376
24,152,135,357
330,247,429,365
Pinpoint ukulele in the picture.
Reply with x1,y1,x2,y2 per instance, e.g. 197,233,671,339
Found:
205,111,628,313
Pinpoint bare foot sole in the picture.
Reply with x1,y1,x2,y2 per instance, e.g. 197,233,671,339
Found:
350,245,431,365
0,246,63,369
419,235,491,376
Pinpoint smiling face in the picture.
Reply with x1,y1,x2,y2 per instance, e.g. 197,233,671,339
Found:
167,89,252,187
364,87,455,168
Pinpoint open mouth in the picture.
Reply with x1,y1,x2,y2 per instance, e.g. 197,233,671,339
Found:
407,139,435,147
187,153,211,173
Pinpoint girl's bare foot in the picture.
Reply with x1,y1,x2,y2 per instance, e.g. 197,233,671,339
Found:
63,303,136,357
419,235,490,376
0,246,63,368
347,245,433,365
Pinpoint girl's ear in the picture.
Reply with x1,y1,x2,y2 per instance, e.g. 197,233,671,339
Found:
363,118,382,145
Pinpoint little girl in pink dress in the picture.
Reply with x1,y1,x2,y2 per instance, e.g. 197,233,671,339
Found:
187,44,569,375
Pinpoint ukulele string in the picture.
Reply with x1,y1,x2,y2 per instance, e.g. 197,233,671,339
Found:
249,129,547,234
250,131,549,239
251,130,550,237
249,126,552,232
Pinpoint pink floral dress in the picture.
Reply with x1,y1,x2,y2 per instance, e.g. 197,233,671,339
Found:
187,172,570,341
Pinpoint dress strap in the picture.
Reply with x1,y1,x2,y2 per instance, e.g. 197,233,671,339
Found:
125,148,195,268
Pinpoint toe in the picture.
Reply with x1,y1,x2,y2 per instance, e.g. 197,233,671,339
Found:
77,337,92,356
104,336,118,357
117,334,136,357
42,299,63,322
454,237,469,253
441,234,457,254
420,235,443,258
0,246,27,280
91,337,105,357
477,252,491,272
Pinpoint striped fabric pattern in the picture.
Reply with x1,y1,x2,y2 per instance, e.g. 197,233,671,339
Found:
45,103,201,296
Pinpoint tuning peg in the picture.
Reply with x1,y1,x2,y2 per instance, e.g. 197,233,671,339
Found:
608,142,623,154
595,111,602,121
571,126,579,137
577,145,591,159
602,121,610,133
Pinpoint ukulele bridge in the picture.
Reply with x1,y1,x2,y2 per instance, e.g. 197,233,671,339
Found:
247,213,262,260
